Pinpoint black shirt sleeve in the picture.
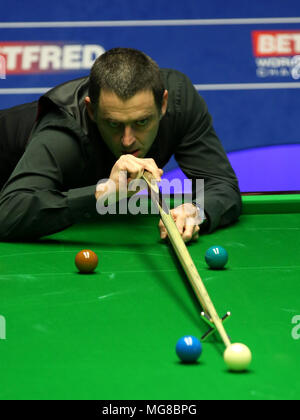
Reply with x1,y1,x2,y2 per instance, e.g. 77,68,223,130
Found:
174,73,242,232
0,102,38,190
0,126,98,241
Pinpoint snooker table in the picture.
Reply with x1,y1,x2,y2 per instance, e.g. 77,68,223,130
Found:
0,193,300,401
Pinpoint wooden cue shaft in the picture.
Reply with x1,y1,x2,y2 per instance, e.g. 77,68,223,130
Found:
159,209,231,348
159,210,210,315
143,172,232,348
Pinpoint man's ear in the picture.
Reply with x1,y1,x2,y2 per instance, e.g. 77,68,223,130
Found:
161,90,168,117
84,97,95,122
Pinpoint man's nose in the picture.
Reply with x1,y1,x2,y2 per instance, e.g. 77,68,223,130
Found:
121,125,136,147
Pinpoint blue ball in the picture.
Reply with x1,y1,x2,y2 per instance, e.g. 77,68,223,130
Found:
205,245,228,269
176,336,202,363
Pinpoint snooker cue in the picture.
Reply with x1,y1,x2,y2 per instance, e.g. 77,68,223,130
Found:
142,171,232,349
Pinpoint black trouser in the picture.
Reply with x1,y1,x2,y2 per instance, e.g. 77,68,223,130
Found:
0,101,38,190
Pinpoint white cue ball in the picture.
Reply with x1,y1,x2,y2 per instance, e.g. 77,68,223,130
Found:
224,343,252,372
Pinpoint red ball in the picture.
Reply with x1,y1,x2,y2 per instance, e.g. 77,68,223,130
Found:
75,250,99,274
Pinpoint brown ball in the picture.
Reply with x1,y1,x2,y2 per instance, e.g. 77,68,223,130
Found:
75,250,99,274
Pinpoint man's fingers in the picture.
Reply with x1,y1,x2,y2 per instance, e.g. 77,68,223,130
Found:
126,156,162,181
182,224,200,243
191,231,200,242
158,217,200,243
158,220,168,239
117,158,144,180
182,220,195,243
141,158,163,181
175,214,186,235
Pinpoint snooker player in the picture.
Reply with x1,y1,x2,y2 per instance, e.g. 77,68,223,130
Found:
0,47,241,242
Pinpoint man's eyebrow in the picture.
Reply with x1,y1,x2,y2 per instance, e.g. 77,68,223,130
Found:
135,113,155,121
100,112,155,122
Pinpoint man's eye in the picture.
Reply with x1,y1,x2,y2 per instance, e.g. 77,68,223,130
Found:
136,119,149,127
108,121,121,129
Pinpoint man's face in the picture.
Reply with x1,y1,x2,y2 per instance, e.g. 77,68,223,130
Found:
86,89,168,159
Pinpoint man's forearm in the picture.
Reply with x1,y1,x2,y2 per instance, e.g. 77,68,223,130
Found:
202,184,242,233
0,186,98,241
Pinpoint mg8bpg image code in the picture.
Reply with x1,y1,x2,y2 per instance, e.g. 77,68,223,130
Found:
145,404,198,415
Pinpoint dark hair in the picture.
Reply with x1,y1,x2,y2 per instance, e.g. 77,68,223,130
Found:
88,48,165,112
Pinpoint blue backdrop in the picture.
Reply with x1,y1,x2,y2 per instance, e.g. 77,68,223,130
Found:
1,0,300,191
